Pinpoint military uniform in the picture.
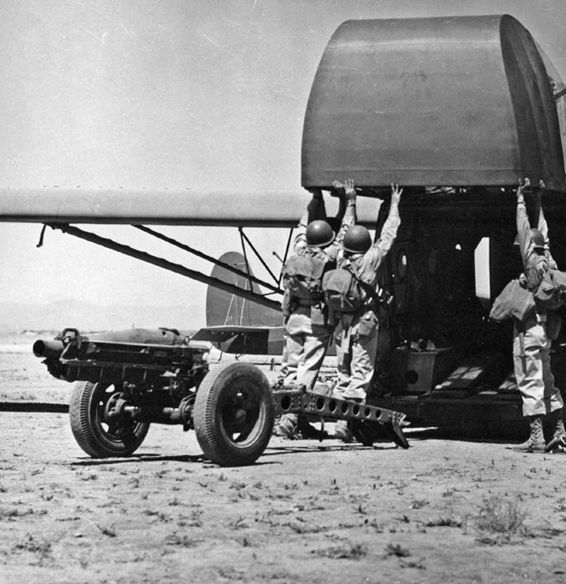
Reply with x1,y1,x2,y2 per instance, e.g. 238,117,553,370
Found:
333,198,400,402
515,195,563,418
512,187,565,452
281,200,354,391
512,317,562,417
274,193,355,439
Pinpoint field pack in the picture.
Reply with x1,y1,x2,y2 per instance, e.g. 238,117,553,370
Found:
532,269,566,310
322,268,365,313
523,253,566,310
489,279,536,323
282,252,326,300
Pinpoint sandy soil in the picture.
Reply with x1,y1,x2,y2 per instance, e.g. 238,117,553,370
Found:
2,343,566,583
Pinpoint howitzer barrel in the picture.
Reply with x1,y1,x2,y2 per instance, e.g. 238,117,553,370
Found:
33,339,65,359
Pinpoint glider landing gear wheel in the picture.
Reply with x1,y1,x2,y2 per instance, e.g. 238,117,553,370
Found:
69,381,150,458
193,362,275,466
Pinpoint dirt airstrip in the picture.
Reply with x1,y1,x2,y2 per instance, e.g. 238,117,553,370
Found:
1,337,566,584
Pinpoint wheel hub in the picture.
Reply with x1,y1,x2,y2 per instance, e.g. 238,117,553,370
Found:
104,393,130,437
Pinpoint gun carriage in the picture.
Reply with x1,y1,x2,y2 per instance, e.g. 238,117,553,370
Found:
33,327,408,466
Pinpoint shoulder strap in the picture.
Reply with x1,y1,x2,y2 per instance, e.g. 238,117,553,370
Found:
345,260,383,305
348,261,392,307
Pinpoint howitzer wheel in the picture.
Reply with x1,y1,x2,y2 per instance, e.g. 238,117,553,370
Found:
69,381,150,458
193,362,274,466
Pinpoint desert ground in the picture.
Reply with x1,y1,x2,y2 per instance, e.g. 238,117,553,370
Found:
1,334,566,584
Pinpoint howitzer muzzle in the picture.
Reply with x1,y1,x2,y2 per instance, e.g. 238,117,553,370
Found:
33,339,65,359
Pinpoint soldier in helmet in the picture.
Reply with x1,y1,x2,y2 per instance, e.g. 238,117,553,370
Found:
274,182,356,438
331,182,403,441
513,178,565,452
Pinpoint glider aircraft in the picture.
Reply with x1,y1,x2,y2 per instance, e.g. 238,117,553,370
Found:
2,15,566,462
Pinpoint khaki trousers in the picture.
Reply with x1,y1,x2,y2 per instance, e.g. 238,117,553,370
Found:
333,312,379,401
282,307,332,390
513,323,564,417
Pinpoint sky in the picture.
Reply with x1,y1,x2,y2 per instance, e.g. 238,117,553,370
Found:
1,0,566,327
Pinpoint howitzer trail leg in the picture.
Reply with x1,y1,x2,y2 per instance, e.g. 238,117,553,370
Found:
380,418,410,450
272,388,409,449
335,397,363,443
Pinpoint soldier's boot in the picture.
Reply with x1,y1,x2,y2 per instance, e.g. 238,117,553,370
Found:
273,413,298,439
545,409,566,452
513,415,545,452
334,420,353,443
297,417,328,440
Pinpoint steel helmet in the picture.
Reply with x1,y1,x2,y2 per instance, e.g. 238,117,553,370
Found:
530,228,545,250
343,225,372,254
306,220,335,247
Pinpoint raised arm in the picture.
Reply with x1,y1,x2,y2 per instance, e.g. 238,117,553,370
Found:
516,178,532,265
335,178,356,245
307,188,327,223
293,189,326,253
323,181,348,233
334,190,347,223
535,181,550,245
321,179,356,261
374,183,402,256
359,184,403,272
535,181,558,268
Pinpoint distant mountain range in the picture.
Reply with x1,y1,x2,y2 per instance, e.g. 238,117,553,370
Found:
0,299,205,333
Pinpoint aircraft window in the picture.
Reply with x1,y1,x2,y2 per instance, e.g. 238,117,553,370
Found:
396,249,408,280
474,237,491,311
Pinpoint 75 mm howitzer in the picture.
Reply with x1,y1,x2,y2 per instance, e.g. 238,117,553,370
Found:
33,328,409,466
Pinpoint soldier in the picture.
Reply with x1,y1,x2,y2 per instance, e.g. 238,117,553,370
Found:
274,182,356,438
513,178,565,452
330,182,403,441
